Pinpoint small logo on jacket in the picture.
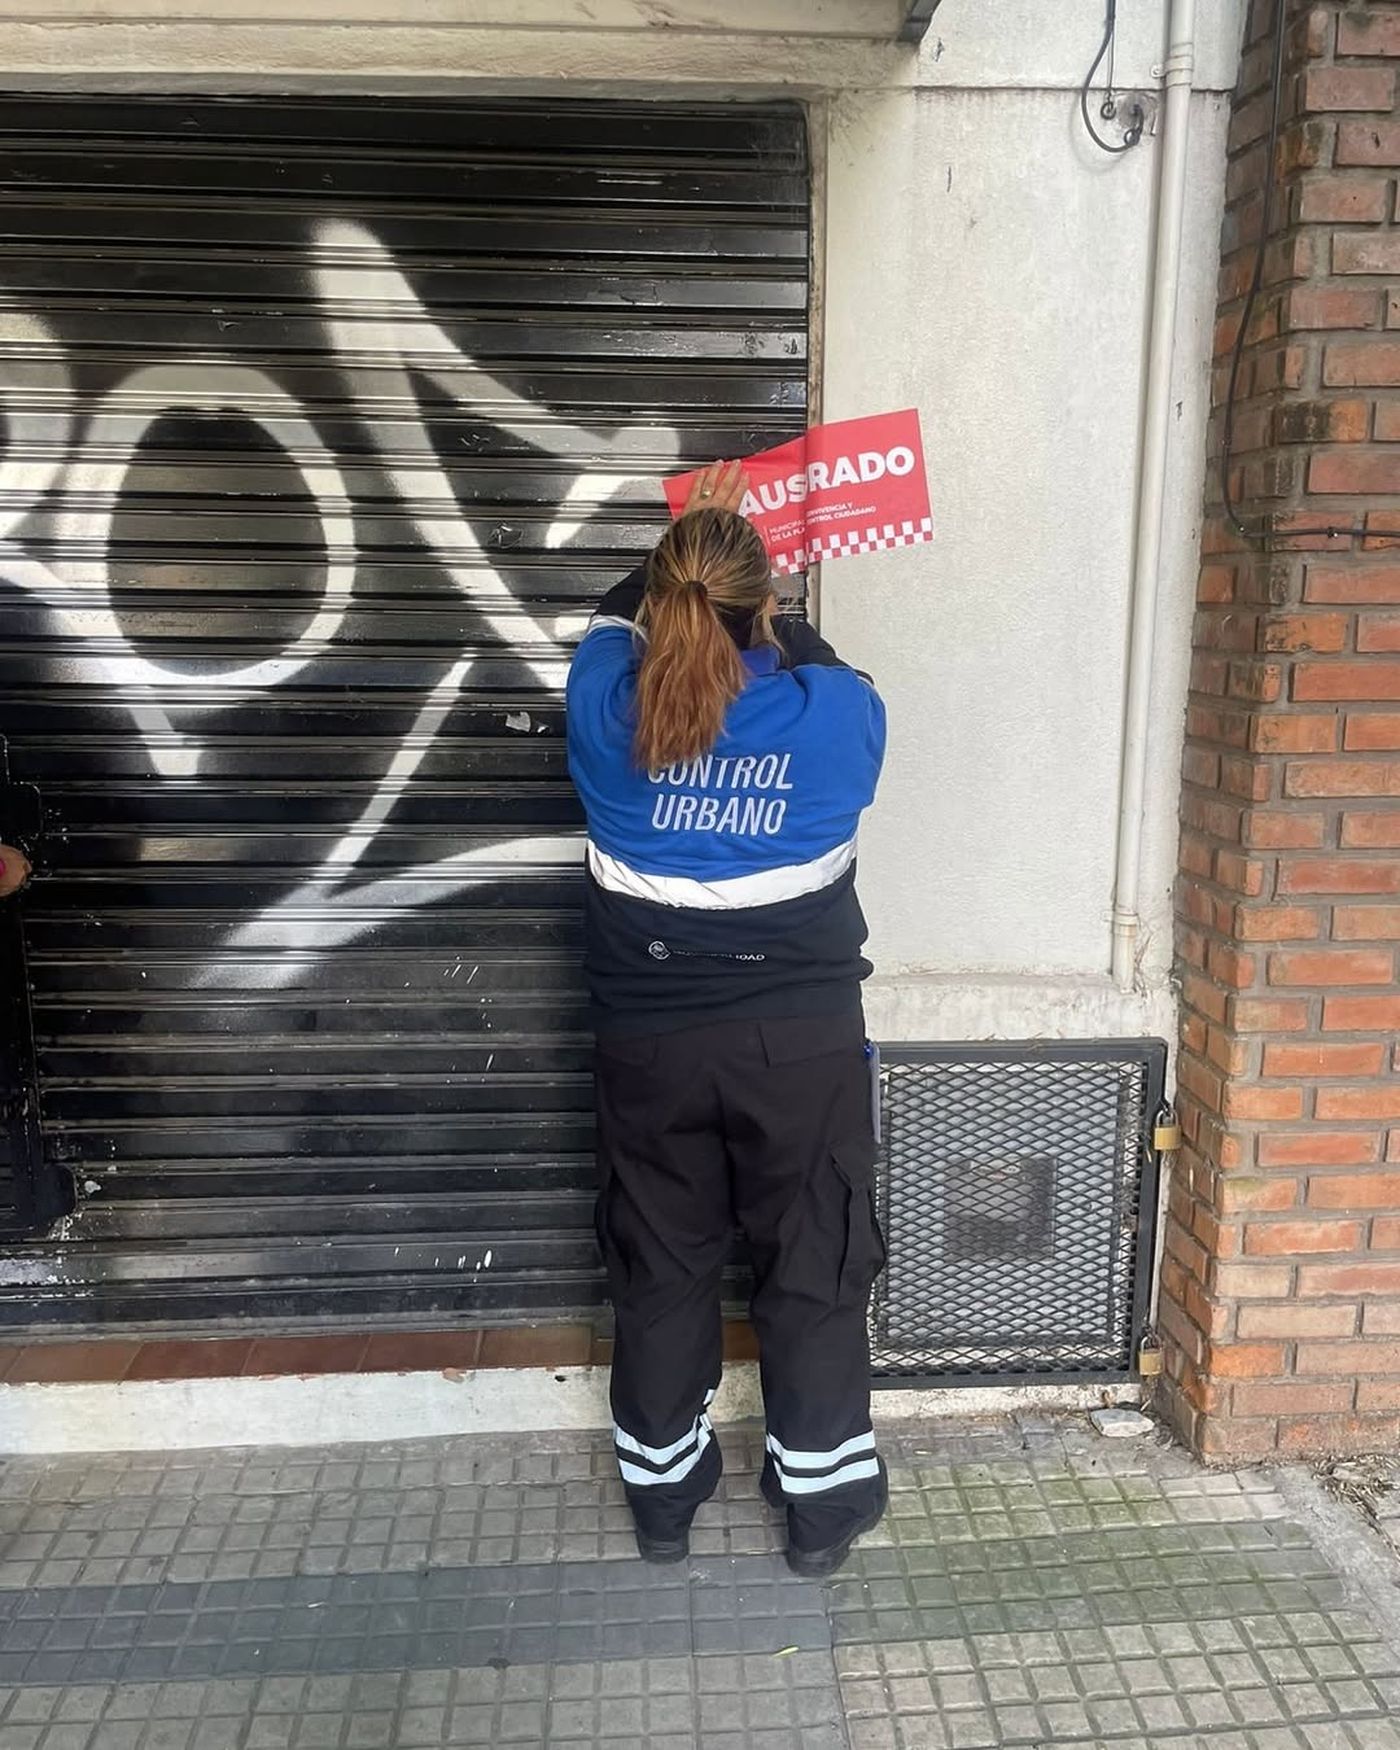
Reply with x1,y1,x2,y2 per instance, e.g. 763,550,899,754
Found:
646,939,767,965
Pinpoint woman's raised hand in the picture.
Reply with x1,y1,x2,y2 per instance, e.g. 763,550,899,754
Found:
683,459,750,517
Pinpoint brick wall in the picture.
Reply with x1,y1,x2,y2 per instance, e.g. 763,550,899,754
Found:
1163,0,1400,1460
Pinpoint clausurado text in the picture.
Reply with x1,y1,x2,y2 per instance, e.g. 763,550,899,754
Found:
737,444,917,519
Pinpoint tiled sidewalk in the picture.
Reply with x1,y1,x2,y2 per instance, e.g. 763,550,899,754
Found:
1,1414,1399,1748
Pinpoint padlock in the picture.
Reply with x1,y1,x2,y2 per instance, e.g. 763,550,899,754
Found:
1154,1110,1182,1153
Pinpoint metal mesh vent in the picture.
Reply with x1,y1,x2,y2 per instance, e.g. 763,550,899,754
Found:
871,1041,1166,1384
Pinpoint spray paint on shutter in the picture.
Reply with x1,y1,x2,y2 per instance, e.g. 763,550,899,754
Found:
0,94,810,1327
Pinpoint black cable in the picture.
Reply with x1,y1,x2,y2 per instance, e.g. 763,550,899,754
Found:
1220,0,1361,545
1081,0,1145,154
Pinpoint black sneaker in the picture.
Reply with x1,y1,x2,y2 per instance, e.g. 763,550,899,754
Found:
784,1458,888,1580
634,1526,689,1565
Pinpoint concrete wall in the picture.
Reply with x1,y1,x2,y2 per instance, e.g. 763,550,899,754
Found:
0,0,1248,1046
821,13,1242,1044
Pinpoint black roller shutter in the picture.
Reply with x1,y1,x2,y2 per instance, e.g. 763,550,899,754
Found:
0,94,809,1329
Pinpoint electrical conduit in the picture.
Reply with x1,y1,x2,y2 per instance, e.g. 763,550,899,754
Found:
1111,0,1197,991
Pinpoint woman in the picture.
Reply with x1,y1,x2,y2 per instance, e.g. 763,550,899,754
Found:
566,461,888,1579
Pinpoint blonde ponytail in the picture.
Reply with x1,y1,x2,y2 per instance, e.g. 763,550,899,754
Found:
633,508,774,771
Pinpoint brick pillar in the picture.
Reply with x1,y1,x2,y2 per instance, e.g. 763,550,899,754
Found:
1162,0,1400,1460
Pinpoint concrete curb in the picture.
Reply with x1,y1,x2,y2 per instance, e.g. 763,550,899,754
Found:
0,1367,1141,1454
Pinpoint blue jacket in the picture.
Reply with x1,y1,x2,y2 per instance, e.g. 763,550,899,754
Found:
566,569,886,1033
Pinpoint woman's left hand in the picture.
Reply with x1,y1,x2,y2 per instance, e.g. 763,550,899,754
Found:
684,459,750,516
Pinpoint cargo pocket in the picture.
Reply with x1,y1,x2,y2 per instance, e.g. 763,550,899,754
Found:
831,1137,887,1304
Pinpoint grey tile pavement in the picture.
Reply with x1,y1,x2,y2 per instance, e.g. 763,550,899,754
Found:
0,1554,831,1688
0,1653,851,1748
0,1442,779,1593
1,1414,1398,1746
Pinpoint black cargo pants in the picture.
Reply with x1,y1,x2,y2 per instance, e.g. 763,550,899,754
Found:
593,1009,885,1555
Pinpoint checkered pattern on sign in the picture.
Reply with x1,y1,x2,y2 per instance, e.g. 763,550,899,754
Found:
812,516,935,561
773,516,934,574
773,547,808,576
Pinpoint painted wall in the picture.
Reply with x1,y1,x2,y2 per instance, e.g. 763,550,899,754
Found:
821,35,1240,1044
0,0,1247,1046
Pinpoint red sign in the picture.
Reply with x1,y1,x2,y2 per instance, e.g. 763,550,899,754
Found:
663,408,933,576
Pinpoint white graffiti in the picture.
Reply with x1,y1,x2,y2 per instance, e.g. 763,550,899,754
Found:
56,364,358,693
0,312,74,542
0,220,680,986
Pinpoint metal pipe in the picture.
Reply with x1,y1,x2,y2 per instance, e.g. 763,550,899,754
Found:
1110,0,1197,991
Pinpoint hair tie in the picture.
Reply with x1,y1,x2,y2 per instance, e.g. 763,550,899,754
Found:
685,577,709,600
